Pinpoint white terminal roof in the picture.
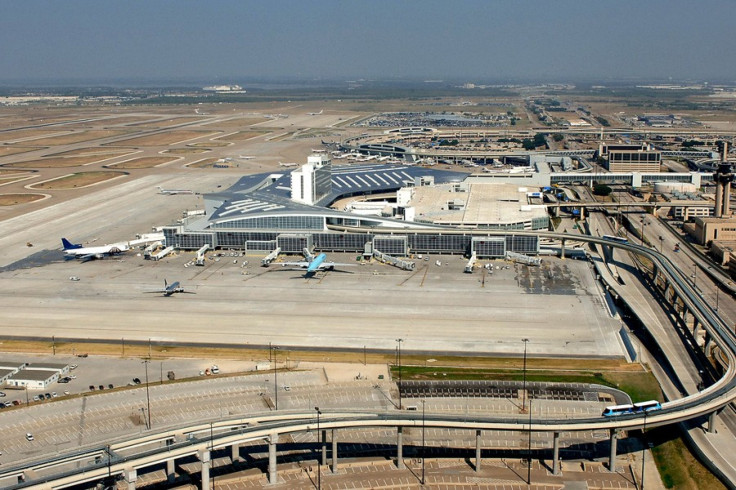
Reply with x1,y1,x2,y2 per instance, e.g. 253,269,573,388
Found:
408,183,547,227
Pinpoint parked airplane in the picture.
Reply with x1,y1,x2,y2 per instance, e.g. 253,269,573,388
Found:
280,248,355,276
307,109,323,115
238,155,255,160
157,186,193,195
279,162,299,168
61,238,129,261
145,280,194,296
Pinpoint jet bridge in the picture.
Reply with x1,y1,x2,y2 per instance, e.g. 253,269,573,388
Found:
372,248,415,271
261,247,282,267
505,250,542,266
195,244,210,266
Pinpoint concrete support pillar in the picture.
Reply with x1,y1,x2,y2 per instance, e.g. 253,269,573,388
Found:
608,430,618,472
268,433,279,484
475,429,482,472
396,426,405,469
552,432,560,475
708,411,718,433
331,429,338,474
198,450,210,490
321,429,327,466
166,459,175,483
124,468,137,490
560,238,566,259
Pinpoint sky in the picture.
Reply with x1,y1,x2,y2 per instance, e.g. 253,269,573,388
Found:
2,0,735,84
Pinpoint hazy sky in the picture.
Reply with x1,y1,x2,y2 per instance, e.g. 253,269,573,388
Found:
2,0,735,83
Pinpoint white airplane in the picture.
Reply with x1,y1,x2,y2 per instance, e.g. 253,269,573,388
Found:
280,249,355,276
238,155,256,160
61,238,129,262
157,186,193,195
279,162,299,168
307,109,323,115
145,280,195,297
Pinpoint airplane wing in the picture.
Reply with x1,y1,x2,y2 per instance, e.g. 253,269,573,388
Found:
321,262,357,268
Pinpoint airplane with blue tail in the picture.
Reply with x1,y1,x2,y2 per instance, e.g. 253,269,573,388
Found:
61,238,129,262
280,248,355,276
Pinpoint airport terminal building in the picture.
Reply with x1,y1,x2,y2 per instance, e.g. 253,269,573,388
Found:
163,156,543,258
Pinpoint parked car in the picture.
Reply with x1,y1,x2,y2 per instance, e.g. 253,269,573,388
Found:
51,392,58,398
26,433,34,441
44,393,51,400
32,395,40,402
108,384,113,389
0,392,6,397
89,385,95,391
98,385,105,390
70,364,78,370
133,378,141,385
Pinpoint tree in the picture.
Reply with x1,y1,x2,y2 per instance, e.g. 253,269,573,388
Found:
553,133,564,142
593,184,612,196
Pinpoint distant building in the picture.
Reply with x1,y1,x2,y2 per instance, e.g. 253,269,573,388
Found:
684,217,736,245
599,143,661,173
202,85,245,93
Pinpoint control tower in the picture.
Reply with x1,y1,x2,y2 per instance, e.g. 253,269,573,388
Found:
714,142,732,218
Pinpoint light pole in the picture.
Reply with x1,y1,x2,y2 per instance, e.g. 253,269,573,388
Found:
396,338,404,409
273,346,280,410
527,397,533,485
421,399,426,485
142,359,151,429
521,338,530,412
641,412,647,490
639,218,647,246
315,407,321,490
658,236,663,253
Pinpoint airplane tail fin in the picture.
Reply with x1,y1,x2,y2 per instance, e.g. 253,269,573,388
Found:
61,238,81,250
164,279,168,288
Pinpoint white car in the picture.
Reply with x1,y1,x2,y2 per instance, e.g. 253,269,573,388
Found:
26,433,34,441
0,392,5,397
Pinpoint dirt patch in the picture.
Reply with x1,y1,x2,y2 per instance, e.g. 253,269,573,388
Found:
186,158,222,168
125,116,206,128
162,148,210,154
105,156,179,168
46,147,134,157
0,193,45,205
207,117,265,127
3,155,118,168
212,130,268,142
111,130,219,146
188,141,230,147
0,146,44,157
0,129,68,143
30,171,126,189
18,130,127,146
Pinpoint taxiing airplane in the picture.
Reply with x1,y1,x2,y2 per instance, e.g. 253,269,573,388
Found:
307,109,323,116
280,248,355,276
157,186,193,195
238,155,256,160
61,238,129,262
279,161,299,168
145,280,194,297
